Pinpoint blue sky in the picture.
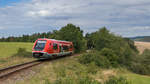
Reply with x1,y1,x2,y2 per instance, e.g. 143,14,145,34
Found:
0,0,150,38
0,0,26,7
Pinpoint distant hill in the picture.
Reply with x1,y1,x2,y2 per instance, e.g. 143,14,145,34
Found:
129,36,150,42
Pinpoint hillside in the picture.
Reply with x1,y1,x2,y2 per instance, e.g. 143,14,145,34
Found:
131,36,150,42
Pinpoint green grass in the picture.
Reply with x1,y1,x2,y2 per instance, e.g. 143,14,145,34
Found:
0,42,35,68
124,73,150,84
0,42,33,58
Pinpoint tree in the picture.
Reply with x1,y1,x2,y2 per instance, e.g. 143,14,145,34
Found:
56,24,86,53
86,27,138,66
85,33,95,49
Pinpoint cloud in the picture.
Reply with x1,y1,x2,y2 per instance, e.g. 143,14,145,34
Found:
0,26,4,29
131,26,150,30
27,10,51,17
0,0,150,37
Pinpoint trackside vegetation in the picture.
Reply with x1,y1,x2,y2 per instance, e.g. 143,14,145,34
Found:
81,27,150,76
80,27,135,67
16,55,131,84
130,49,150,75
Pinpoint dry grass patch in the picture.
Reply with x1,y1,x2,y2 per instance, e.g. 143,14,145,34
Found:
135,41,150,54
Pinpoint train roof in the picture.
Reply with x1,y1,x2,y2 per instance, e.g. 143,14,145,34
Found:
37,38,72,43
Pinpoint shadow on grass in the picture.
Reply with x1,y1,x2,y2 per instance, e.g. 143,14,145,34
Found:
0,59,7,63
0,48,32,64
12,48,32,58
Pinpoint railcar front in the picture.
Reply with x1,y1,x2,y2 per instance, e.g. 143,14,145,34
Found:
32,39,50,59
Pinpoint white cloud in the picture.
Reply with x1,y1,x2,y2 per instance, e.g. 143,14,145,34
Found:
0,26,4,29
131,26,150,30
38,10,50,16
27,11,36,16
27,10,50,17
1,0,150,37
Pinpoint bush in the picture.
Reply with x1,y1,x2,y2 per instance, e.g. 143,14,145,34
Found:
105,76,131,84
47,75,130,84
56,24,86,53
14,48,32,58
53,76,101,84
86,62,99,74
52,63,101,84
85,27,138,67
130,62,150,75
79,51,110,68
124,38,139,53
100,48,119,67
79,48,122,68
130,49,150,75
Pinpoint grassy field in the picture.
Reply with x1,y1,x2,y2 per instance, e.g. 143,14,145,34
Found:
0,42,33,58
0,42,35,68
124,73,150,84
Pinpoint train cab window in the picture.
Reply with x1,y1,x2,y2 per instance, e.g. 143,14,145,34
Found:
34,40,47,51
53,43,58,50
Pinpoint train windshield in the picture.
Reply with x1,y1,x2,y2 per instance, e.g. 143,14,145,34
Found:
34,40,47,51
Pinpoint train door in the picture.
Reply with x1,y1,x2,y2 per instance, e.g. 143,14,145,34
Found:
59,44,63,52
47,42,52,54
53,43,58,53
59,44,63,56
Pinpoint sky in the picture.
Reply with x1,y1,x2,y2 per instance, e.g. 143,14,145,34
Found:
0,0,150,38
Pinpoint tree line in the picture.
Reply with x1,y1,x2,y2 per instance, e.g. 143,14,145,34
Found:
0,24,85,53
0,24,137,54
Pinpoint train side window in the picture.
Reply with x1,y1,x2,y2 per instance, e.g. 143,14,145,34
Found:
63,45,69,51
53,43,58,50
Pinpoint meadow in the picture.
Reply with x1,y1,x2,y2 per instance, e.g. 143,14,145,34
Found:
124,73,150,84
0,42,33,58
0,42,35,68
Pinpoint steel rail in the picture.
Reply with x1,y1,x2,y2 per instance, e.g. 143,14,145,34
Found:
0,54,78,79
0,60,41,79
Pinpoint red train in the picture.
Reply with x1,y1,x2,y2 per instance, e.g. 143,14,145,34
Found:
32,38,74,59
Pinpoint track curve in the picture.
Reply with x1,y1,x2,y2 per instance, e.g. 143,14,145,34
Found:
0,60,41,79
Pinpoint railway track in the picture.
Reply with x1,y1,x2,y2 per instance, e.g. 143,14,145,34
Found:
0,60,41,79
0,54,78,81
